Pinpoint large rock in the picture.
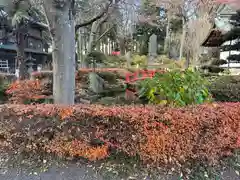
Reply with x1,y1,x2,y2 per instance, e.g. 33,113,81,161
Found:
89,72,105,94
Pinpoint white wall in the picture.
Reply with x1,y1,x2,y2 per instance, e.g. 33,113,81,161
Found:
220,39,240,68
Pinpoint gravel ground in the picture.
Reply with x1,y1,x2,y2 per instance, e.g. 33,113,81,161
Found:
0,165,103,180
0,148,239,180
0,149,175,180
1,164,239,180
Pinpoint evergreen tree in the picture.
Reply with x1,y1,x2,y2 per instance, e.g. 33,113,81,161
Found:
221,10,240,62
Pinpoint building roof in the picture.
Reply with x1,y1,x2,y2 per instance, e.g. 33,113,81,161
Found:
201,28,224,47
201,4,236,47
0,44,48,55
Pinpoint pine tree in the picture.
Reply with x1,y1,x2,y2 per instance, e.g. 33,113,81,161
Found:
221,10,240,62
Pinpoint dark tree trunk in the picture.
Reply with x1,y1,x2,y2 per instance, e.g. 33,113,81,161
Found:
185,50,190,70
16,28,28,80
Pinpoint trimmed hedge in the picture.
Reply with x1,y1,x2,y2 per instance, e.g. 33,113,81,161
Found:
0,103,239,166
6,80,52,104
0,74,16,103
209,75,240,102
0,73,16,83
31,68,129,82
6,69,128,104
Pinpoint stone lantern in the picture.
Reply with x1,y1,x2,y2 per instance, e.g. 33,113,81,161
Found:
26,53,36,79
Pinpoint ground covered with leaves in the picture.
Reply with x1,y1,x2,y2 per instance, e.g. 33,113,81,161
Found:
0,103,240,179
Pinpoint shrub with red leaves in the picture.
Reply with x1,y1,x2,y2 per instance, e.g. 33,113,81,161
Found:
6,68,131,104
31,71,53,81
0,103,239,165
5,80,50,104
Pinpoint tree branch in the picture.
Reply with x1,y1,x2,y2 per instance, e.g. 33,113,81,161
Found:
95,26,114,42
75,0,113,31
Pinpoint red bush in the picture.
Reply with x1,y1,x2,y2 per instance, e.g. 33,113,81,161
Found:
0,103,239,165
31,71,53,80
5,80,49,104
6,68,130,104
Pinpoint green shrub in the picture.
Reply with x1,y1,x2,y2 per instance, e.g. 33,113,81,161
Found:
199,55,226,73
137,70,212,106
0,74,11,102
209,75,240,102
97,71,119,84
0,83,8,102
85,51,107,65
131,54,147,67
155,55,185,69
105,55,126,67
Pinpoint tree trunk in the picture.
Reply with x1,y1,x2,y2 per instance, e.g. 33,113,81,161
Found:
16,30,28,80
105,43,108,54
108,39,110,54
80,30,84,67
88,22,99,53
111,40,114,51
77,30,84,68
185,50,190,70
119,38,125,56
164,12,170,53
125,51,131,68
96,30,101,51
179,17,186,61
52,16,75,104
84,32,87,56
43,0,75,105
83,21,99,67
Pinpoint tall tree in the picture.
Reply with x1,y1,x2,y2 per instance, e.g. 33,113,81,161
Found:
40,0,118,104
42,0,76,104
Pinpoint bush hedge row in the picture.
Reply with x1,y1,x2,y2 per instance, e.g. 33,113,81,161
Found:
0,103,239,166
5,69,129,104
209,75,240,102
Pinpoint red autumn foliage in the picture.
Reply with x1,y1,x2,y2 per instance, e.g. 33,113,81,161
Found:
45,138,109,161
5,68,136,104
0,103,239,165
5,80,49,104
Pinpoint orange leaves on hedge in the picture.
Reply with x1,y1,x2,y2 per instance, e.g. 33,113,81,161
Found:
1,103,240,166
46,139,109,161
139,131,167,164
6,80,47,103
236,137,240,148
85,144,109,161
59,107,74,120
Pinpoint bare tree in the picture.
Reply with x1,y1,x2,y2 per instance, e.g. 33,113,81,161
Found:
86,3,117,57
153,0,216,61
115,0,137,65
185,15,212,68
